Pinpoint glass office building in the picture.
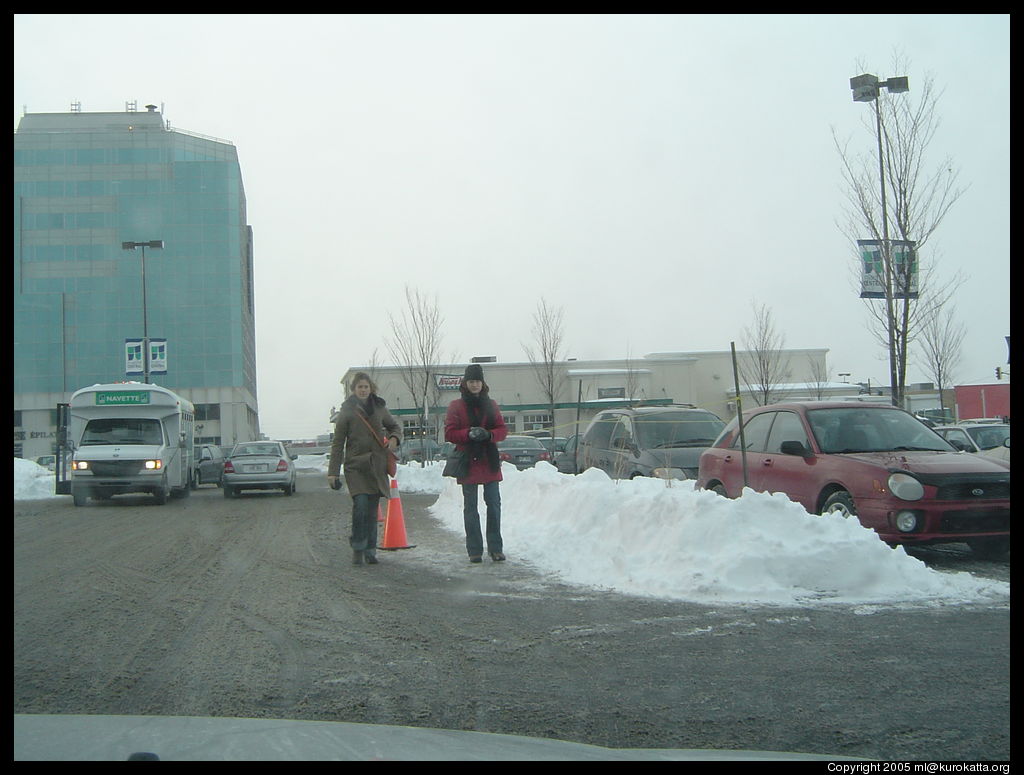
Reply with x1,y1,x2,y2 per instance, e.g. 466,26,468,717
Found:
14,105,258,459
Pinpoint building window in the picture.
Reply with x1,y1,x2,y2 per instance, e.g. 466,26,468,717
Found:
195,403,220,421
521,413,551,431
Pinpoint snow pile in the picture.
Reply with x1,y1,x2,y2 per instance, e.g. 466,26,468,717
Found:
15,457,1009,608
428,461,1009,608
14,457,64,500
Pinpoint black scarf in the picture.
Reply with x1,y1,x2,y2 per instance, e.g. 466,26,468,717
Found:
464,393,500,472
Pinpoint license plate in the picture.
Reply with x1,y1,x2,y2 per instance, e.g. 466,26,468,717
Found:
244,464,268,473
516,456,532,463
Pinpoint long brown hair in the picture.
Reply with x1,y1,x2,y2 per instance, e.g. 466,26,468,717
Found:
348,371,378,395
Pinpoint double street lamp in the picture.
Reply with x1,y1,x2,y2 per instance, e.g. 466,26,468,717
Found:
849,73,909,406
121,240,164,383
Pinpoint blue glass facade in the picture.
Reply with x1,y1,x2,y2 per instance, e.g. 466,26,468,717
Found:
14,109,257,455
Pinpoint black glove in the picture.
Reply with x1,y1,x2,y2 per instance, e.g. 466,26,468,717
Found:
468,426,492,442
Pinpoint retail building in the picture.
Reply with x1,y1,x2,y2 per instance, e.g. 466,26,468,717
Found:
340,349,837,442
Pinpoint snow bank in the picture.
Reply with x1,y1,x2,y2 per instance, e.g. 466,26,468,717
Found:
428,462,1009,609
14,457,64,500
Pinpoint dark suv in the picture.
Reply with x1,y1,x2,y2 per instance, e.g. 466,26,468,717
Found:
578,405,726,480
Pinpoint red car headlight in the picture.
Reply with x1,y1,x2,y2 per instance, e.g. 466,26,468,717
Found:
888,473,924,501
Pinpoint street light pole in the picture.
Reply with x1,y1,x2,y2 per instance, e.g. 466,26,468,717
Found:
121,240,164,383
850,73,909,407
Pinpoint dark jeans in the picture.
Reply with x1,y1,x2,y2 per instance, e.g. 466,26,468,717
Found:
462,481,502,557
351,494,381,558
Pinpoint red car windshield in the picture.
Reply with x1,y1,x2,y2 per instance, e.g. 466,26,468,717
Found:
806,408,952,454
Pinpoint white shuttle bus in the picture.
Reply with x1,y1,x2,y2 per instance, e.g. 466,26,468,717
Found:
67,382,195,506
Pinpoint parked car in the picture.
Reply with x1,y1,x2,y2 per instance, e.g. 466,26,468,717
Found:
401,439,444,464
933,423,1009,454
577,405,726,480
222,441,297,497
35,454,56,472
538,436,568,454
193,444,226,486
696,402,1010,557
523,431,568,454
497,435,551,469
554,434,581,474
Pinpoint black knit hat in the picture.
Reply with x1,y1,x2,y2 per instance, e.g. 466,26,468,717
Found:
464,363,484,381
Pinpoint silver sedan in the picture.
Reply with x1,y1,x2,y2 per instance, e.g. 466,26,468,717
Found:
223,441,297,497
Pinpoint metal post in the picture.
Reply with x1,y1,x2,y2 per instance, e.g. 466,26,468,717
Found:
122,240,162,384
141,244,149,383
874,97,899,407
730,342,749,489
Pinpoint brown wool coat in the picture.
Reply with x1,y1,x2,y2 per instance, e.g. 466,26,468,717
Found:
328,395,402,497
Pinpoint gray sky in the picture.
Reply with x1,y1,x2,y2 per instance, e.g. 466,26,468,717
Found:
14,14,1010,439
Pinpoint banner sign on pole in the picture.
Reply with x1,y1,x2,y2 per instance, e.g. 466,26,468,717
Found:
125,338,168,377
149,339,168,376
858,239,919,299
126,339,144,377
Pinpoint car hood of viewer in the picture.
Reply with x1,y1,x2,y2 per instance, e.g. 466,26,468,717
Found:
13,714,866,761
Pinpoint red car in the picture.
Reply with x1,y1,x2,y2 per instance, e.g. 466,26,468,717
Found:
696,402,1010,557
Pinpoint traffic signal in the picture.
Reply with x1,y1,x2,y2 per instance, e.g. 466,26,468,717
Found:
995,367,1003,379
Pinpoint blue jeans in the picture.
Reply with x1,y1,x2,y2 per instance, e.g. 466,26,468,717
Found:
462,481,502,557
351,494,381,558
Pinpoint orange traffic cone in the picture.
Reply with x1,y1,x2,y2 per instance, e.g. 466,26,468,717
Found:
380,478,414,550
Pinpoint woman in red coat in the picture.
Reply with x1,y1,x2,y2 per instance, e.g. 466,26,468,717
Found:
444,364,509,563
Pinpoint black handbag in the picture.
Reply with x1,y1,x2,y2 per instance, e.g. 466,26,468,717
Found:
442,448,470,478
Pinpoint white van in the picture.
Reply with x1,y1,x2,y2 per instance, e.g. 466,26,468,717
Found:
67,382,195,506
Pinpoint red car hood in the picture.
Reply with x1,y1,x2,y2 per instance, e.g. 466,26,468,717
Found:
840,450,1010,475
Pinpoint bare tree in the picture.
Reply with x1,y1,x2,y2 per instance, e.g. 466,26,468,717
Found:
917,306,965,420
834,57,966,407
740,303,790,406
807,355,832,401
385,286,445,446
522,298,567,439
623,346,641,406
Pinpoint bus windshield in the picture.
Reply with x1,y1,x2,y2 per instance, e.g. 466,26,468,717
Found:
81,418,164,446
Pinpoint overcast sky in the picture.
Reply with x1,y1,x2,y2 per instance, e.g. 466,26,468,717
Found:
14,14,1010,439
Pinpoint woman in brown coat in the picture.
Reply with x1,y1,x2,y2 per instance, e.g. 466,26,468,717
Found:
327,372,402,565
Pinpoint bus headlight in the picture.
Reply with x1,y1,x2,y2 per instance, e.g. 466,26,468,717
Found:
888,472,924,501
71,460,89,471
143,460,163,470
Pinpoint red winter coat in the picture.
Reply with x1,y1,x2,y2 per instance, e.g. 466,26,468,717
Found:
444,395,508,485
